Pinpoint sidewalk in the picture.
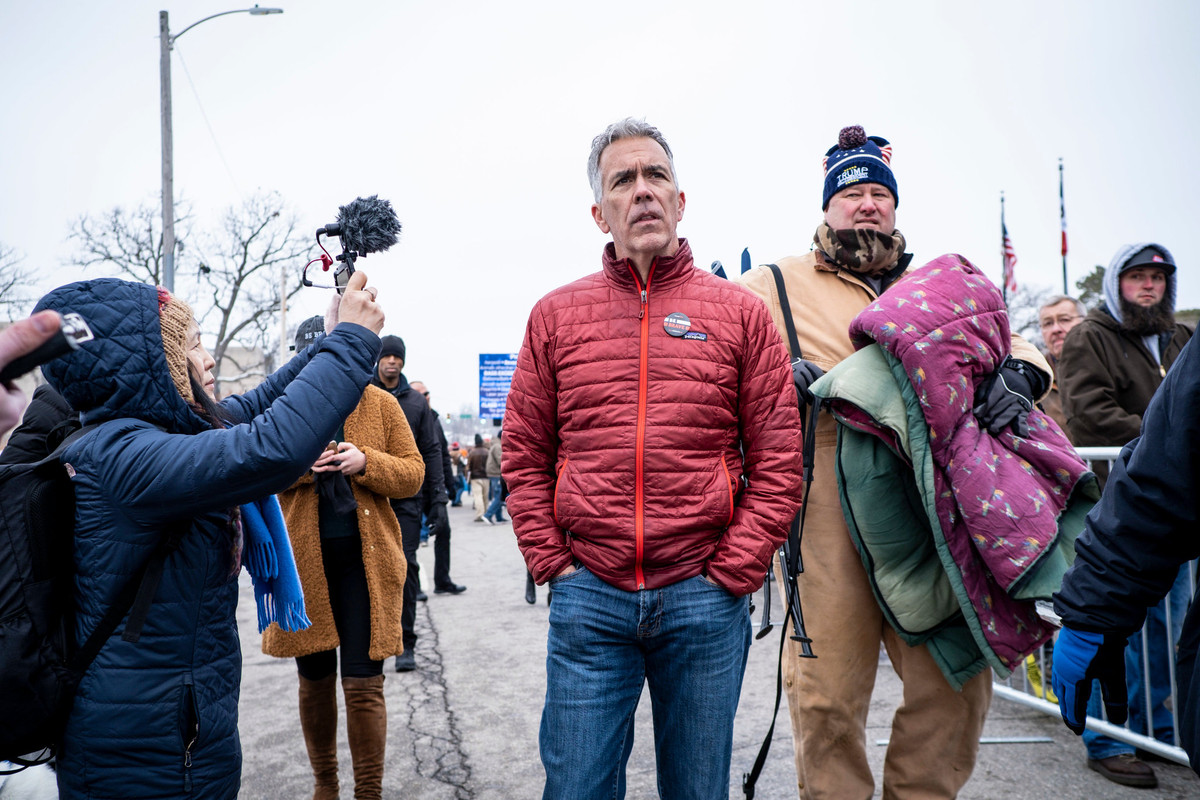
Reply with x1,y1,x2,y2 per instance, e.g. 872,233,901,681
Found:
238,503,1200,798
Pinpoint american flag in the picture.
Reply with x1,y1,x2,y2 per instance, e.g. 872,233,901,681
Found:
1002,208,1018,293
1059,163,1068,257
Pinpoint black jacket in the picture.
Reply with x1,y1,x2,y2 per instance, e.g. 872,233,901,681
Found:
0,383,77,465
429,406,456,499
371,372,447,511
1053,335,1200,774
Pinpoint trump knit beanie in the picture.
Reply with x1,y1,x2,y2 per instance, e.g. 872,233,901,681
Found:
822,125,898,210
157,286,194,403
379,335,406,363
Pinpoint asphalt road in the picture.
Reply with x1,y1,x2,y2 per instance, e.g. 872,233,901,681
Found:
237,503,1200,799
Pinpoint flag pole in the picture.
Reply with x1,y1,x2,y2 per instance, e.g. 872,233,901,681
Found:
1000,191,1008,304
1000,191,1018,303
1059,158,1068,294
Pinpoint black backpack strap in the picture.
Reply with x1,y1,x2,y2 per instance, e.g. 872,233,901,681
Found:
744,429,822,799
742,607,790,800
46,421,96,461
121,520,190,643
790,401,821,564
765,263,803,360
744,265,822,799
68,518,191,667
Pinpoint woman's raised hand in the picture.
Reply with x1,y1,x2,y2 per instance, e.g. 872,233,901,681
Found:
336,271,384,334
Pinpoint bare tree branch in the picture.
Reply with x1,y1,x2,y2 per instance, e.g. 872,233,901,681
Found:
66,200,194,289
1004,283,1054,350
63,192,309,395
0,243,41,321
193,191,310,394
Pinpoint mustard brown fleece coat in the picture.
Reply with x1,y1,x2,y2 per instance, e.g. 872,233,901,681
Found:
262,385,424,660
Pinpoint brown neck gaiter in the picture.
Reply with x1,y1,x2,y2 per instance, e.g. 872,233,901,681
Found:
814,222,907,279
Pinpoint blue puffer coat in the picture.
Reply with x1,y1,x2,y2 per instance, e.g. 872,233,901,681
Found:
34,279,380,799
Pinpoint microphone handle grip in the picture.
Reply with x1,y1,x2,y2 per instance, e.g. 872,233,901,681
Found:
334,259,356,295
0,329,76,383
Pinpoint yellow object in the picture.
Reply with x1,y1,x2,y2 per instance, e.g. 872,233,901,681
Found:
1025,654,1058,703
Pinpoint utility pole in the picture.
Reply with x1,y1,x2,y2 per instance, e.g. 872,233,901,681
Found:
158,6,284,292
160,10,175,291
280,262,288,367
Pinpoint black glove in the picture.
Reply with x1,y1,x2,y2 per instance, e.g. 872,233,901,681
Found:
973,356,1035,437
792,358,825,405
427,501,450,538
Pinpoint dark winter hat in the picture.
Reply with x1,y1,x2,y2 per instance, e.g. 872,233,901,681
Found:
822,125,898,210
293,315,325,353
1102,242,1178,322
378,335,406,362
1121,244,1176,276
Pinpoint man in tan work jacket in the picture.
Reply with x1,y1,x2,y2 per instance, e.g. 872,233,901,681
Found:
738,125,1052,800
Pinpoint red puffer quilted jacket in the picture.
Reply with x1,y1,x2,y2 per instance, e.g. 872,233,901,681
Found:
503,240,804,597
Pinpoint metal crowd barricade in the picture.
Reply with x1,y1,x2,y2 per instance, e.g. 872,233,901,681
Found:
993,446,1195,766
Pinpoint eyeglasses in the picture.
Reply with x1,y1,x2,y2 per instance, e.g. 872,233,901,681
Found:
1039,315,1080,329
421,391,430,397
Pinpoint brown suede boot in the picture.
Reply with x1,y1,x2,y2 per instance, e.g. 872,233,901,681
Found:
297,673,340,800
342,674,387,800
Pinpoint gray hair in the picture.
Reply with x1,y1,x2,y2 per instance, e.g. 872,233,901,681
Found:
1038,294,1086,318
587,117,679,203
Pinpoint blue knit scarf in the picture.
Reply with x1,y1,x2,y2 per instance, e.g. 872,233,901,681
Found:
241,495,311,633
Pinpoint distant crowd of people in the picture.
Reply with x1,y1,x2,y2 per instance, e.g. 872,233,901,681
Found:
0,115,1197,800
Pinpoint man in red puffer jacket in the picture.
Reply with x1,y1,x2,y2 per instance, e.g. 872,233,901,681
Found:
503,117,804,800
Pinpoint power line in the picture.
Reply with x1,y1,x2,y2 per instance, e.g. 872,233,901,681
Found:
174,45,241,196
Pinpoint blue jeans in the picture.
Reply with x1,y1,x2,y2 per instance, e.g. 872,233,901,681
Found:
485,477,506,520
1084,564,1192,757
539,566,751,800
1126,564,1192,743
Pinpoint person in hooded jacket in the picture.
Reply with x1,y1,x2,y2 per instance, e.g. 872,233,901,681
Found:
1059,243,1193,474
34,271,384,800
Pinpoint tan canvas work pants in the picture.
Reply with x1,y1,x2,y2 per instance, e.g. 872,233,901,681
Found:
775,434,992,799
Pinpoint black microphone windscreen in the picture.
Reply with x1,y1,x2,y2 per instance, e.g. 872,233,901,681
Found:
334,196,402,255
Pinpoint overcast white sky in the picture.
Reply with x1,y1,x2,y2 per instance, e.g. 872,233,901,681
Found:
2,0,1198,414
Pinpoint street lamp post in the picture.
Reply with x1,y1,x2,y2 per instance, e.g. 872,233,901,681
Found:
159,5,283,292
